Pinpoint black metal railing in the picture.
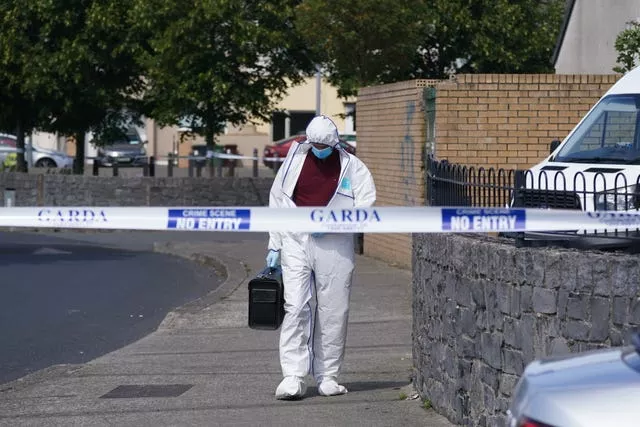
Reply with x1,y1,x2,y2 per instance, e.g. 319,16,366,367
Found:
425,156,519,208
83,148,274,178
425,155,640,249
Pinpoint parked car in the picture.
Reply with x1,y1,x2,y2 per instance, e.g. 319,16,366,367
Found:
191,144,239,168
263,134,357,169
506,332,640,427
94,128,148,168
0,133,74,168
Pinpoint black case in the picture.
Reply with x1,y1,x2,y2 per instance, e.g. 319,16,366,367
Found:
248,267,285,330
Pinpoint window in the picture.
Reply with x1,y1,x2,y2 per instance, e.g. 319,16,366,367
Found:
344,103,356,134
555,95,640,163
178,116,204,132
271,111,315,141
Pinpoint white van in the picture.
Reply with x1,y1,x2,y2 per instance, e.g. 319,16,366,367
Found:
517,66,640,248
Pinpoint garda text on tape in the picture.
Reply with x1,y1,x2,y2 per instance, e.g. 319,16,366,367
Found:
2,206,640,233
310,208,381,232
37,208,109,225
167,208,251,231
442,208,526,232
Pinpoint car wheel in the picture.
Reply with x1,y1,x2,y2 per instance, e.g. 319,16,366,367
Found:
35,158,58,168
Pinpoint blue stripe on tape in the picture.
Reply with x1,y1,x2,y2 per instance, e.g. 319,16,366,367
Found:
167,208,251,230
441,208,526,232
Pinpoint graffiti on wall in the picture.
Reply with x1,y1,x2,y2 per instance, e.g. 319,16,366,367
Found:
401,100,417,206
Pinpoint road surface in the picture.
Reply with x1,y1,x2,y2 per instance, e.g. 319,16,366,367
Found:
0,231,233,385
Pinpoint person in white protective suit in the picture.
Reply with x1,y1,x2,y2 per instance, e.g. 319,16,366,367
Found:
265,115,376,400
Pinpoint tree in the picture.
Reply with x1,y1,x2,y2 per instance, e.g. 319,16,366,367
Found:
33,0,148,174
614,21,640,74
294,0,427,97
0,0,147,174
453,0,565,74
131,0,314,150
0,84,50,172
0,2,54,171
296,0,565,96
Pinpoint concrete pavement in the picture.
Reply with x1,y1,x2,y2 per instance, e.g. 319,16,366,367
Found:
0,238,457,427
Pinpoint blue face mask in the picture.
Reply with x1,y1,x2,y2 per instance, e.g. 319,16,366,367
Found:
311,146,333,159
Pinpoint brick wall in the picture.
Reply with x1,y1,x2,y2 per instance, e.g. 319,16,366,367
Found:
357,74,621,266
357,80,439,267
435,74,621,170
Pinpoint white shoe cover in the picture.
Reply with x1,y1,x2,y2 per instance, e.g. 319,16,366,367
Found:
275,376,307,400
318,377,348,396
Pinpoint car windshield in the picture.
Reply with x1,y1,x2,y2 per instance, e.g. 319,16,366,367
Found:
124,131,141,145
273,136,302,146
103,128,141,145
554,94,640,164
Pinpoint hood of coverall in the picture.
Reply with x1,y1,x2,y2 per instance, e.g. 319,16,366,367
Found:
305,116,339,147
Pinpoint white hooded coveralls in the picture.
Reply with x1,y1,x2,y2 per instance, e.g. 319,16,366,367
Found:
268,135,376,382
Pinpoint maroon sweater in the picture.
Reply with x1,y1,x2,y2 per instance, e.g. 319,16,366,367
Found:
293,150,341,207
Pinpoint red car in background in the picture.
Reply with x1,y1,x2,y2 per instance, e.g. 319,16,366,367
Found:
263,134,356,169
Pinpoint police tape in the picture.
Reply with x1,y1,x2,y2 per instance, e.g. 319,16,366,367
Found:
202,152,285,162
164,153,285,162
84,153,285,163
1,206,640,233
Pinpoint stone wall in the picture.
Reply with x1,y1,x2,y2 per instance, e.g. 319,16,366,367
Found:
0,173,273,207
413,233,640,426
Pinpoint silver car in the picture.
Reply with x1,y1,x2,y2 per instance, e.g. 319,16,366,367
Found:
0,134,74,168
507,333,640,427
94,129,148,168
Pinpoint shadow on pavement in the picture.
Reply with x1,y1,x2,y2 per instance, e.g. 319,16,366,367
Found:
0,243,139,266
341,380,411,392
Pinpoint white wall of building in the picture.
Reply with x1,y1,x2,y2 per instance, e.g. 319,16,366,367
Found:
555,0,640,74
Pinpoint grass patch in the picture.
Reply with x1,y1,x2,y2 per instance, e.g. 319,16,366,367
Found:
423,399,432,410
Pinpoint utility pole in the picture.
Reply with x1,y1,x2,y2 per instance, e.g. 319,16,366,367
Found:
315,67,321,116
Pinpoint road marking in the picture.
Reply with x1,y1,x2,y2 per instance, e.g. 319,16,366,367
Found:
32,247,72,255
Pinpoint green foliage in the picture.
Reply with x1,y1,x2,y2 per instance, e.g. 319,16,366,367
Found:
37,0,148,173
0,0,146,173
456,0,565,74
132,0,314,147
295,0,426,97
0,0,567,168
297,0,565,96
421,0,565,76
614,21,640,73
423,399,432,410
0,1,55,171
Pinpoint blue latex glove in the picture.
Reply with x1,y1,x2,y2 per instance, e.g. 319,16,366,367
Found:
266,250,281,268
